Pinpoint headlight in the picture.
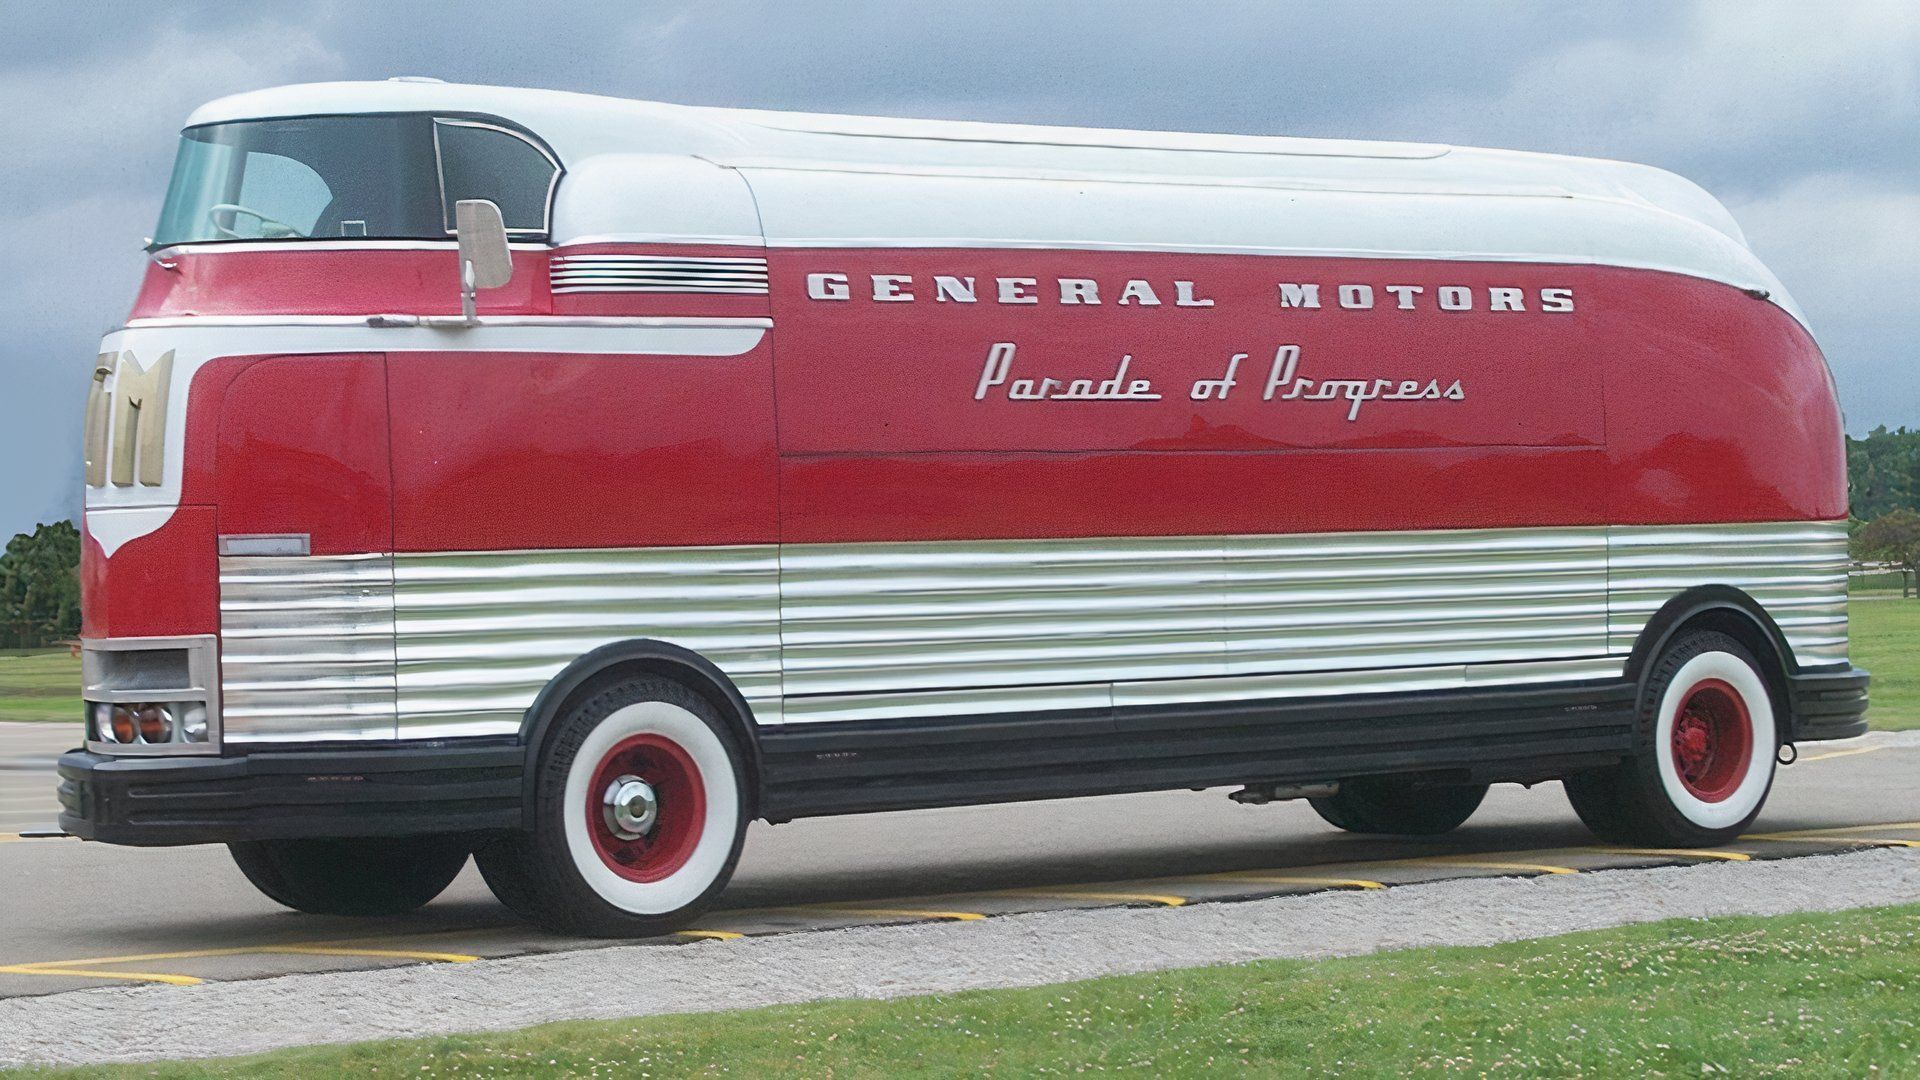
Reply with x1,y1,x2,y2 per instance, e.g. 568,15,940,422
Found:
92,701,206,745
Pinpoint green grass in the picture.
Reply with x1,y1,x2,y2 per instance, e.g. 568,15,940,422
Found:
1853,570,1915,594
0,649,79,724
1852,596,1920,731
23,904,1920,1077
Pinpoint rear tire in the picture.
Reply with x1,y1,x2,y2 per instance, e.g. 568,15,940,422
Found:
1564,630,1777,846
1310,775,1488,835
229,835,470,916
476,675,748,937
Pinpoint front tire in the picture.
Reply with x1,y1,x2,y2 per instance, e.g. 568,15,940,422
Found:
229,835,470,916
476,675,748,936
1310,775,1488,835
1565,630,1777,846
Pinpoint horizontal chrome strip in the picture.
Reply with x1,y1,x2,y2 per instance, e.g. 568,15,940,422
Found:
552,254,771,295
780,657,1629,724
553,254,771,266
215,521,1847,740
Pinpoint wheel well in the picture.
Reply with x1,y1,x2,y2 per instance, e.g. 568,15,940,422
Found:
1628,587,1796,744
518,640,765,824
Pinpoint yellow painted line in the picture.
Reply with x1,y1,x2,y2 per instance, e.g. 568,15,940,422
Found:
1206,872,1386,890
1398,858,1579,876
1579,847,1751,862
1752,821,1920,838
0,964,202,987
4,941,481,973
269,946,480,963
1744,834,1920,849
995,888,1187,907
0,832,75,844
1797,745,1888,764
791,906,987,922
675,929,745,941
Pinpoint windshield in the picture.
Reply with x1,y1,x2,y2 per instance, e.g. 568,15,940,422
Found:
150,114,558,248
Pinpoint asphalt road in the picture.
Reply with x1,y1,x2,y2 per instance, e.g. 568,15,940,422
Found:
2,721,1915,998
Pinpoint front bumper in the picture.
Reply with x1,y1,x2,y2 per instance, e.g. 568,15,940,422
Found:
1786,664,1872,743
57,741,525,846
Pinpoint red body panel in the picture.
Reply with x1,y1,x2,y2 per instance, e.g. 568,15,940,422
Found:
133,248,553,319
766,251,1844,540
91,247,1844,616
386,346,779,551
80,507,219,639
212,354,393,555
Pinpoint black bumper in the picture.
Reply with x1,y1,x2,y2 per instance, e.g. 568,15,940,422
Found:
1788,664,1872,743
57,742,525,847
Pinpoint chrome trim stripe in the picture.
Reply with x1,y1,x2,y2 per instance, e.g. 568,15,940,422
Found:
1608,520,1850,666
551,254,770,295
390,547,782,737
214,521,1849,740
219,555,397,743
778,527,1613,697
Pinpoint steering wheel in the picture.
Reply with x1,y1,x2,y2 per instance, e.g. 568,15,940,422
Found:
206,202,302,240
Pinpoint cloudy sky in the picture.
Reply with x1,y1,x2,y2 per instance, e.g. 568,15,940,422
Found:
3,1,1915,538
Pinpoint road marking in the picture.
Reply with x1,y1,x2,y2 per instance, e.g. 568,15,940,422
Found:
1397,858,1580,876
266,946,480,963
675,929,744,941
1797,745,1888,764
784,906,987,922
0,832,73,843
0,940,483,987
1578,847,1751,862
995,888,1187,907
1748,822,1920,839
0,964,202,987
1744,834,1920,849
1204,872,1386,890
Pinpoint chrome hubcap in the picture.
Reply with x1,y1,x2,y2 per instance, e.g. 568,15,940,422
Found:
602,775,659,840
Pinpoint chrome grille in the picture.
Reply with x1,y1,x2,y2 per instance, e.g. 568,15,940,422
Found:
550,253,770,294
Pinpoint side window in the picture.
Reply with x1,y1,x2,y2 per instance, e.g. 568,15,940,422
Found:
434,120,558,236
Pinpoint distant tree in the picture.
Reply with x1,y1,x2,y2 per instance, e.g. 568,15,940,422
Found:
1858,510,1920,599
0,521,81,649
1848,426,1920,521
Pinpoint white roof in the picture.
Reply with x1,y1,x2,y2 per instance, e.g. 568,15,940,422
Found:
185,81,1805,328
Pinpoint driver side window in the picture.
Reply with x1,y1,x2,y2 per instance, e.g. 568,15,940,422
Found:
227,152,334,238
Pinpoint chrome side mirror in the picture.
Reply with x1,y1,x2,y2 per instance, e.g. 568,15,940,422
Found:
454,199,513,325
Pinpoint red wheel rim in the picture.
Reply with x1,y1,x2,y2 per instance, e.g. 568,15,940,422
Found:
585,733,706,882
1669,678,1753,803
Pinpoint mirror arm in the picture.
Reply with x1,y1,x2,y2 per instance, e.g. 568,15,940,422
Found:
461,258,478,327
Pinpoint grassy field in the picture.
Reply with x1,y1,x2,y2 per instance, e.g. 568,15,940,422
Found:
0,649,79,724
1850,597,1920,731
25,903,1920,1077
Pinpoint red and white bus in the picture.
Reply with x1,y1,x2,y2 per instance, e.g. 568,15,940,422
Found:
60,79,1868,934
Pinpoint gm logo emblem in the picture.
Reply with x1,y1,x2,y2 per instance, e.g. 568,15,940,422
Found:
83,350,173,487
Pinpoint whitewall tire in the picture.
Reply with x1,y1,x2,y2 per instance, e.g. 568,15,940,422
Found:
475,675,749,936
1564,630,1778,846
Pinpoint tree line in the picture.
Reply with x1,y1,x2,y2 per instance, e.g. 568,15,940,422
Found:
0,520,80,649
1850,426,1920,590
